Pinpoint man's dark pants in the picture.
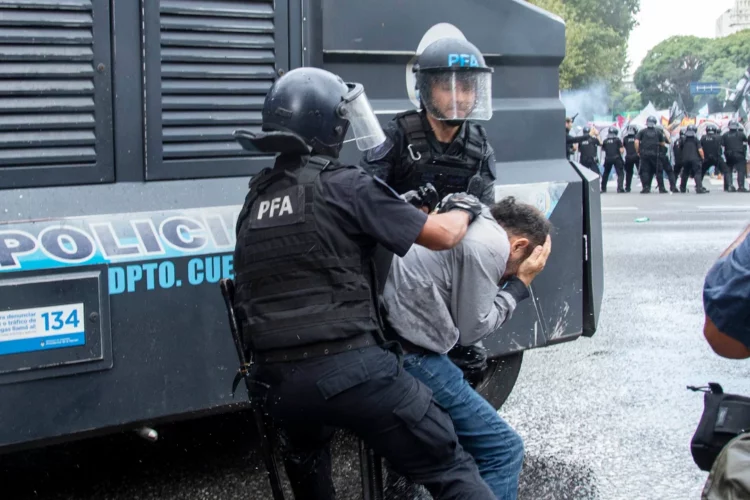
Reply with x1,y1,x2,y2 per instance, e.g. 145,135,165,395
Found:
639,155,659,192
702,157,729,189
727,153,748,190
580,156,599,175
253,344,494,500
624,155,639,191
602,157,624,192
681,159,705,192
658,155,678,192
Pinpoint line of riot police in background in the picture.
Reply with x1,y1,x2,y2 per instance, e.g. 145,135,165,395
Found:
566,117,749,195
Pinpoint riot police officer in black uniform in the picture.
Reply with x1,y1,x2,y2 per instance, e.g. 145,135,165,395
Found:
601,126,625,192
623,125,640,192
700,124,729,191
361,36,496,205
673,128,686,183
360,36,499,381
680,124,709,194
566,117,586,159
722,119,749,192
657,127,679,193
635,116,665,193
232,67,495,500
578,127,601,175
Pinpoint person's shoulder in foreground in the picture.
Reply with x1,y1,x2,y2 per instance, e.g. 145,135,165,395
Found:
703,225,750,358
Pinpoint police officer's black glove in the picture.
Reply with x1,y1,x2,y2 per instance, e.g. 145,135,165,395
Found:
437,193,483,223
400,183,439,213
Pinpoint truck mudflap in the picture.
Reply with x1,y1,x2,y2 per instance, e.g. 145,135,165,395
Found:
569,160,604,338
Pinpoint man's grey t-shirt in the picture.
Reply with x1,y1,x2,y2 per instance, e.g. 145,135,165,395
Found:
383,208,520,354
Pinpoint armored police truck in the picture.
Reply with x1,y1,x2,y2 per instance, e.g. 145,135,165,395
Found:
0,0,603,453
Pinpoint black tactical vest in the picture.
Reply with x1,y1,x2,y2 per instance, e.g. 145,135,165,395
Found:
624,135,638,158
673,139,684,164
233,156,380,358
392,110,487,198
639,128,661,158
701,134,722,158
682,136,702,162
724,131,747,155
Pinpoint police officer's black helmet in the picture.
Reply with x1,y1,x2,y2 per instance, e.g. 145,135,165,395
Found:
729,120,741,130
685,124,698,137
706,123,718,134
608,127,618,136
414,37,493,123
234,67,384,158
626,125,638,135
646,116,657,128
679,128,686,137
583,126,591,135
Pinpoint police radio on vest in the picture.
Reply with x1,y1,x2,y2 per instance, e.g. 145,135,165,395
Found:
448,54,479,67
257,196,294,219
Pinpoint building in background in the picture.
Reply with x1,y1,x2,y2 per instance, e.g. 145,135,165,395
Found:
716,0,750,38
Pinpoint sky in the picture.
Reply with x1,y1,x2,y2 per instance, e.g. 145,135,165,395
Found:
626,0,736,78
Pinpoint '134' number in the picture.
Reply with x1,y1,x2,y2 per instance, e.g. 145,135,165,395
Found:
41,310,81,332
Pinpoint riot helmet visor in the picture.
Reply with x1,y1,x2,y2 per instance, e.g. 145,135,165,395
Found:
418,70,492,121
338,83,386,151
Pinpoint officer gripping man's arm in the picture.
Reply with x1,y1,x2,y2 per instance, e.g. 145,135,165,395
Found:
228,66,496,500
359,35,500,378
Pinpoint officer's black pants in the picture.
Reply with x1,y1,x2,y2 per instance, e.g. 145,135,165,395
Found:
680,159,705,192
602,157,624,191
726,153,748,189
253,345,494,500
702,157,728,189
658,155,678,192
639,156,659,192
624,155,639,191
580,156,599,175
673,162,683,181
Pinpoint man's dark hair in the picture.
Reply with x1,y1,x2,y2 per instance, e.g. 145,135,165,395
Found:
490,196,552,254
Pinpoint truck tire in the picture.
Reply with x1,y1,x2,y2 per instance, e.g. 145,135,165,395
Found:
475,352,524,410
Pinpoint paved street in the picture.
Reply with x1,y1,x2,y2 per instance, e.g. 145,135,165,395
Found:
1,185,749,500
503,183,750,499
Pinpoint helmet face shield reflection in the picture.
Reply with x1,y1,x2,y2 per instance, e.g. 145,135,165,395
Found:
417,70,492,121
338,83,386,151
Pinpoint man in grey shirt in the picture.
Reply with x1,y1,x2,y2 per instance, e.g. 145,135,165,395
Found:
383,196,552,500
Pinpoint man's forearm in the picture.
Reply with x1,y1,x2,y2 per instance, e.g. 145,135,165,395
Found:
457,277,530,346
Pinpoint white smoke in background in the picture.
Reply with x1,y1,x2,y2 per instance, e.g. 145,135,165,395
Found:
560,82,611,128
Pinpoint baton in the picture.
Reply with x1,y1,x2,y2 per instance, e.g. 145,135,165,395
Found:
219,278,286,500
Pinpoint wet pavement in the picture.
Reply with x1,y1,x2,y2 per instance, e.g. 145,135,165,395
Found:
2,189,750,500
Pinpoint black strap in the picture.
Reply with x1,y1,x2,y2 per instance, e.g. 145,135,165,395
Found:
464,123,487,163
246,306,374,336
248,272,363,297
237,256,364,281
255,334,379,364
399,112,432,163
248,290,373,314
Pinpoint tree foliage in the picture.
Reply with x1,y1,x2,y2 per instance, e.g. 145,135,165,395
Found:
526,0,640,89
633,30,750,112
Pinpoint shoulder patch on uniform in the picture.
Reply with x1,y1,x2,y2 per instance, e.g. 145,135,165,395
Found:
365,136,394,163
371,174,402,199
